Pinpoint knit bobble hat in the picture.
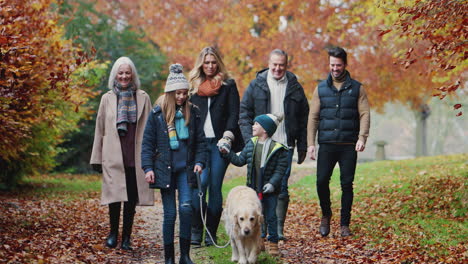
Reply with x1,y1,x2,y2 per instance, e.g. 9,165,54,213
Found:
254,113,282,137
165,63,189,92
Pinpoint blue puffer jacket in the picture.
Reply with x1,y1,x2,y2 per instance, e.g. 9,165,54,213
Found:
141,104,207,189
226,137,288,194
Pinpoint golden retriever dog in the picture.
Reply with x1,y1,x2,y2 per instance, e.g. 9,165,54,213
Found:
224,186,263,264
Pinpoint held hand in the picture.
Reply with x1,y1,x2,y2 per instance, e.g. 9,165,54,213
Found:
355,140,365,152
262,183,275,194
217,140,231,154
92,164,102,173
297,151,306,164
307,145,316,160
145,170,155,184
193,164,203,174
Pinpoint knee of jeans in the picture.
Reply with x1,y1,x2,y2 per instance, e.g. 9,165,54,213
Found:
180,202,193,214
164,211,177,222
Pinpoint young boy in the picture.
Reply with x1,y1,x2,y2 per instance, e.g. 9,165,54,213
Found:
219,113,289,256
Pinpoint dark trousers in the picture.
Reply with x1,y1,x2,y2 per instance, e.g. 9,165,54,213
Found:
316,144,357,226
262,193,279,243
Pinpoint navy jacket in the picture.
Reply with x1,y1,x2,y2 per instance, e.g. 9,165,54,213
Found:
239,69,309,152
141,104,207,189
190,79,244,152
318,73,361,144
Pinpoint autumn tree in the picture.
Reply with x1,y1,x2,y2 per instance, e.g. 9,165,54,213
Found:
53,0,166,173
0,0,98,188
392,0,467,106
94,0,342,96
323,0,466,156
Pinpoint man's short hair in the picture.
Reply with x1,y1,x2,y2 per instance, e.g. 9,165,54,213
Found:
328,47,347,65
269,49,288,64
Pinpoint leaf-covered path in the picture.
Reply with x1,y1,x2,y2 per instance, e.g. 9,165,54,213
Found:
1,157,466,263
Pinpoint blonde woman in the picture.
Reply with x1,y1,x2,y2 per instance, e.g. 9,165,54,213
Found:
188,46,244,246
90,57,153,250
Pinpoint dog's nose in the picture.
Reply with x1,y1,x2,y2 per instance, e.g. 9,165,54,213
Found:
244,229,250,235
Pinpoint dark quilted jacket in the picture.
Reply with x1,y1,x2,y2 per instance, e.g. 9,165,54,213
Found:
141,104,207,189
226,137,288,194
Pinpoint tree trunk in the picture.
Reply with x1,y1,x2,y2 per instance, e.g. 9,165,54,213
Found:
414,104,431,157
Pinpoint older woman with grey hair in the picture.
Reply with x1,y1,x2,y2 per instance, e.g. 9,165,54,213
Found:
90,56,153,250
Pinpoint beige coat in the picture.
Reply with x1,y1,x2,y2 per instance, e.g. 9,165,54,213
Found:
90,89,154,206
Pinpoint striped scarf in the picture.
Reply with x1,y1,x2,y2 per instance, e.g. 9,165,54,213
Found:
113,82,137,136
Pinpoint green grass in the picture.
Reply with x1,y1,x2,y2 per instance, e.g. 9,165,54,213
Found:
18,173,101,200
289,154,468,258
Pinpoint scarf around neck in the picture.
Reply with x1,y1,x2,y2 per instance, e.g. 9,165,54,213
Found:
197,73,224,97
168,106,189,150
113,82,137,136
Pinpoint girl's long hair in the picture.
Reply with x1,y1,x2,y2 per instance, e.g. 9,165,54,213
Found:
156,92,191,126
188,46,231,96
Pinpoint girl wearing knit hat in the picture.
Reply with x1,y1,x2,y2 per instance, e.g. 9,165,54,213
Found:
188,46,244,247
220,113,289,257
141,64,207,264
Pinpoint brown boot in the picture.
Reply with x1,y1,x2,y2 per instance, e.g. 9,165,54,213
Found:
340,226,352,237
267,241,279,257
319,215,331,237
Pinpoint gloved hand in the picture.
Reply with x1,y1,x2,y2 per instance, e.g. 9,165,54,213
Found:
92,164,102,173
297,150,307,164
262,183,275,194
217,131,234,154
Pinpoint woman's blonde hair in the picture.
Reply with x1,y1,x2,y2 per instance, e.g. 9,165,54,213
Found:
188,46,231,95
155,92,191,126
108,57,141,89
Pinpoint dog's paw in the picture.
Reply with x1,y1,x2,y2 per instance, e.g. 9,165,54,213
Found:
231,256,239,262
247,255,258,264
238,257,247,264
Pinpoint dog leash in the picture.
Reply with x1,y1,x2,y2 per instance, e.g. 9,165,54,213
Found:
195,171,231,249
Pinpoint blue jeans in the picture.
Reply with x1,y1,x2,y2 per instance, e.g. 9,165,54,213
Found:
192,139,229,219
262,193,279,243
161,170,193,245
279,149,294,199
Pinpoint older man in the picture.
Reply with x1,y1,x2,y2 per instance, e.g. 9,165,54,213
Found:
240,49,309,240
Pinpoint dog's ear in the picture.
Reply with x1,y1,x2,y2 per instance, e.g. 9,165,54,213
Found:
257,211,264,227
232,213,240,233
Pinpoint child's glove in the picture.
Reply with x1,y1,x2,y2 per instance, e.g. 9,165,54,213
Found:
217,131,234,154
262,183,275,194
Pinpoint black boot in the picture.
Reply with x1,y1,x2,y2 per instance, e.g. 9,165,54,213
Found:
121,201,136,250
276,195,289,240
106,202,121,248
191,206,205,245
179,238,194,264
204,210,221,246
319,214,332,237
164,243,175,264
